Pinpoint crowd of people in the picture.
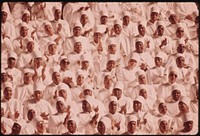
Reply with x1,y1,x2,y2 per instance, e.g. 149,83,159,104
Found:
1,2,199,135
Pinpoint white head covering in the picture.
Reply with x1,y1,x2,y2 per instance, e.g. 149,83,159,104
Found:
73,21,82,28
94,25,105,33
109,96,118,103
24,37,34,47
123,11,131,17
76,69,87,79
85,95,95,108
155,52,166,62
68,115,80,126
2,3,10,13
81,10,88,16
23,68,34,75
18,22,29,29
176,53,185,60
182,112,194,123
113,81,124,90
48,41,56,46
151,6,160,13
80,53,91,62
56,96,65,105
32,50,42,58
52,5,60,14
135,38,144,44
156,20,166,28
114,19,122,26
59,56,69,63
100,10,108,17
129,53,140,62
72,37,83,45
100,116,112,129
33,83,45,92
107,38,117,46
107,54,117,61
172,84,183,92
176,39,185,46
57,83,70,92
157,117,169,126
49,66,60,75
2,81,13,91
166,10,176,18
191,11,199,19
127,115,137,123
43,21,52,28
180,96,191,107
134,96,145,105
16,119,27,131
154,98,166,109
138,84,148,92
32,115,43,128
168,66,179,74
175,23,185,30
83,83,93,91
136,70,146,78
8,52,17,59
138,20,147,28
21,9,30,17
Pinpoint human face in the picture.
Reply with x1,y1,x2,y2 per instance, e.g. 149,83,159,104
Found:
104,75,113,89
155,57,163,67
100,16,108,24
150,12,159,23
34,91,43,102
114,24,122,35
12,123,21,135
172,90,181,101
24,72,33,84
81,61,89,70
54,9,61,20
169,14,178,24
73,27,81,36
178,101,189,113
1,73,9,82
34,57,43,68
48,44,57,55
106,60,116,71
138,25,146,36
183,121,193,132
36,121,45,133
109,101,117,114
159,120,168,133
67,120,77,134
135,41,144,53
97,121,106,134
80,14,88,26
20,26,28,37
113,88,122,100
157,25,164,36
1,11,7,23
60,59,70,71
133,100,142,112
58,90,67,100
139,89,147,99
158,103,167,115
76,75,84,86
7,58,16,68
27,41,34,52
128,59,137,69
74,42,82,53
176,27,184,38
177,44,186,53
22,13,30,23
83,89,92,96
93,32,102,43
108,44,116,54
128,121,137,134
176,57,185,68
138,75,146,84
4,87,12,100
123,16,130,26
27,109,36,121
82,100,92,112
56,101,65,113
52,72,61,85
44,25,53,36
168,71,177,83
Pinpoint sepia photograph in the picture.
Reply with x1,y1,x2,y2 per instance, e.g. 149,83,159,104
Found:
1,1,199,135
